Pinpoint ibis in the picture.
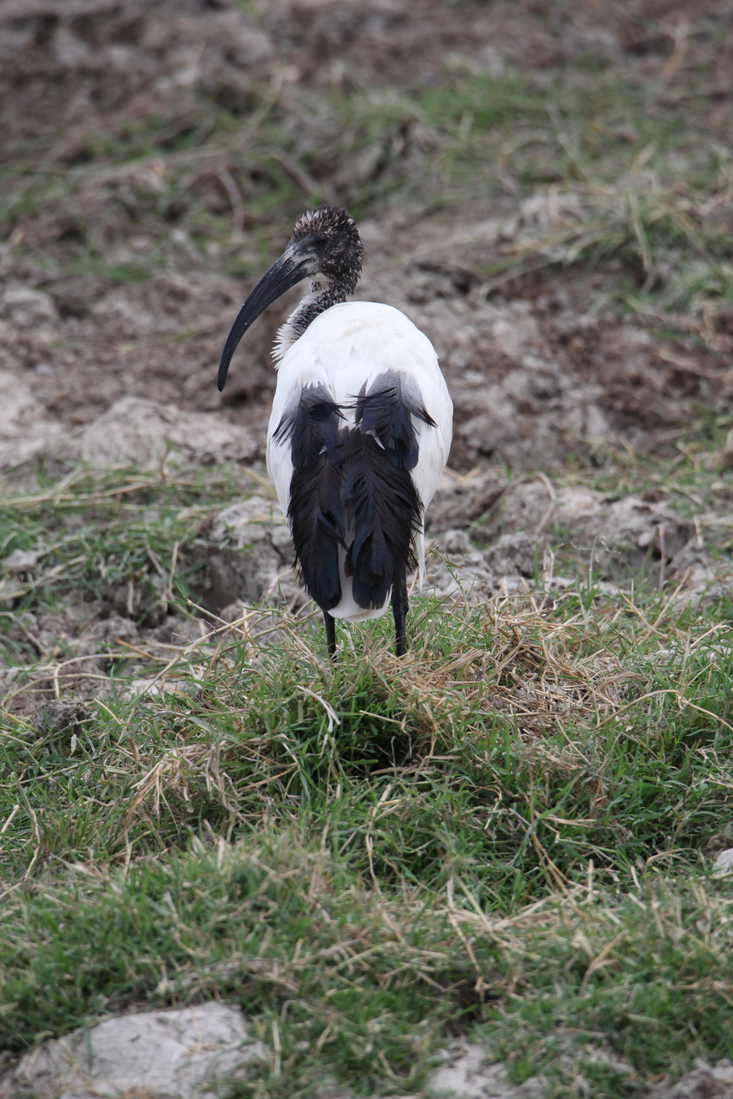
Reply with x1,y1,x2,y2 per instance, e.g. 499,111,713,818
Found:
218,205,453,657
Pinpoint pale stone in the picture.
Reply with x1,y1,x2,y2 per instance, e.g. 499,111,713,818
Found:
1,1002,266,1099
51,397,256,468
427,1044,545,1098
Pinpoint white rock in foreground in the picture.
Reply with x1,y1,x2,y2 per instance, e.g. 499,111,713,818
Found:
426,1044,545,1098
713,848,733,874
646,1058,733,1098
0,1002,266,1099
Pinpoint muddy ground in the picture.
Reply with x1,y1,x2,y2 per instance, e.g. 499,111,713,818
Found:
1,0,733,705
1,0,731,458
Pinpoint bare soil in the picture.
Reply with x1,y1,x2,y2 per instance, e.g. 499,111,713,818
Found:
1,0,731,469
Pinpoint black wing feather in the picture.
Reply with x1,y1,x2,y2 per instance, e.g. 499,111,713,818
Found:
281,385,345,610
354,370,435,471
279,372,435,612
342,433,422,610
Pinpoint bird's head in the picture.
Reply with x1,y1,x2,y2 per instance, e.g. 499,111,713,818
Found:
288,205,363,294
217,205,363,392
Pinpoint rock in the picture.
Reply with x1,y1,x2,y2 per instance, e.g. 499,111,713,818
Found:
220,598,253,624
421,474,732,612
122,677,165,698
487,480,553,539
645,1059,733,1098
218,599,308,647
665,544,733,610
593,496,693,570
0,1002,267,1099
48,274,108,319
193,496,298,613
35,699,93,740
170,617,211,647
0,577,26,606
210,497,289,549
490,308,541,362
1,549,39,574
427,1044,545,1098
713,849,733,874
89,615,141,648
483,532,536,577
0,286,58,328
427,531,497,603
91,288,158,332
553,485,604,524
425,522,567,605
196,547,279,612
704,823,733,858
50,397,257,468
0,369,63,467
442,529,473,556
426,471,508,533
485,481,694,575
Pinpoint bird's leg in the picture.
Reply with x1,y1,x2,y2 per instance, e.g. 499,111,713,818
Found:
324,612,337,660
391,566,408,657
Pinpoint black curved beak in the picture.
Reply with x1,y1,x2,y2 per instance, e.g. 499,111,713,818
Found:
217,248,309,392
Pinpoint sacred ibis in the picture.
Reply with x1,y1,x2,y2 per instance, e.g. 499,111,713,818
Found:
217,205,452,657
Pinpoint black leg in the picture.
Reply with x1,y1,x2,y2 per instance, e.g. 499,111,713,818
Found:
391,566,408,657
324,611,337,660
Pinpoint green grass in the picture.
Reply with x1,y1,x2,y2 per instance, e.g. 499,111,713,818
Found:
4,586,733,889
2,460,733,1095
3,826,733,1095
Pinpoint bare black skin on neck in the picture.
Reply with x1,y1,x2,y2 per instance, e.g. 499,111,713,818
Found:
280,281,347,348
217,204,363,389
282,206,364,344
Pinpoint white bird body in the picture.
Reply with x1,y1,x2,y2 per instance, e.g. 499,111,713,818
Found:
218,204,453,656
266,301,453,622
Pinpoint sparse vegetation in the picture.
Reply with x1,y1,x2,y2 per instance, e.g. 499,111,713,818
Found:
4,26,733,331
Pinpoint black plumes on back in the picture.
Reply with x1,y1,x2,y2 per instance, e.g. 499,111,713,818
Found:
275,374,430,613
275,385,344,610
342,434,421,609
354,370,435,472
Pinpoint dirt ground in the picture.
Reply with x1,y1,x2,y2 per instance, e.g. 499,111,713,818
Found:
1,0,733,690
1,0,731,463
